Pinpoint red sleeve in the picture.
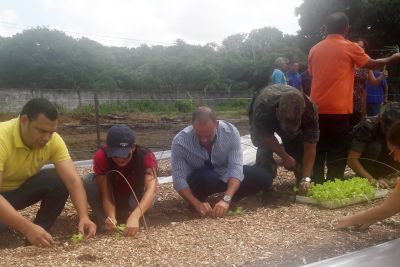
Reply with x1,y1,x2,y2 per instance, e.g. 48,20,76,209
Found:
93,149,110,175
142,152,157,169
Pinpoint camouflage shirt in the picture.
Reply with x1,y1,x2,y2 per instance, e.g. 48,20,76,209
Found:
249,84,319,143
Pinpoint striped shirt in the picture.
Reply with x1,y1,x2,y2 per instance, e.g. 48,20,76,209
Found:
171,120,244,192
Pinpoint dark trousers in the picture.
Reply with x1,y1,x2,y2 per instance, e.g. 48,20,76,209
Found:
366,103,382,117
0,168,69,231
187,165,273,202
312,114,350,184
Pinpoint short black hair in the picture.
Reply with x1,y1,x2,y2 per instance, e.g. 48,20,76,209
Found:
381,102,400,133
326,12,349,34
192,106,217,124
20,98,58,121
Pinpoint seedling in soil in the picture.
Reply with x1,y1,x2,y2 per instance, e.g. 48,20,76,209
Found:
71,233,84,243
115,224,126,239
228,206,244,216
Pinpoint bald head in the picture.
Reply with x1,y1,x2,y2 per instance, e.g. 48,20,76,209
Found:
192,106,217,124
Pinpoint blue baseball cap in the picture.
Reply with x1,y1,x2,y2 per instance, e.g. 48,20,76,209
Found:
106,124,135,158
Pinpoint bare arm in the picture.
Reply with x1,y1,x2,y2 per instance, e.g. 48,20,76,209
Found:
363,53,400,70
54,159,96,237
125,168,158,236
0,172,53,247
336,187,400,229
95,174,116,229
302,142,316,178
384,82,389,104
347,150,388,188
367,70,387,87
347,150,375,182
263,134,295,170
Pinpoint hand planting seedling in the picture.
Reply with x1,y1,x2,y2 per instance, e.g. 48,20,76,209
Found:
115,224,126,239
70,233,84,243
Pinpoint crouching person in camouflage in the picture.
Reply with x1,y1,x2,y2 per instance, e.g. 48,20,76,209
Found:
347,102,400,188
249,84,319,194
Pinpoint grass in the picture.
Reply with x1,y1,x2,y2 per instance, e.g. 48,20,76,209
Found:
72,99,248,115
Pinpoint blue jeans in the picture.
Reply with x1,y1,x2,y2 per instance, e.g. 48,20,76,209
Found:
83,173,141,228
0,168,69,231
187,165,273,202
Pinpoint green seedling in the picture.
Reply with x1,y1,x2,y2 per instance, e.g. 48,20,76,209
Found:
228,206,244,216
115,224,126,239
71,233,84,243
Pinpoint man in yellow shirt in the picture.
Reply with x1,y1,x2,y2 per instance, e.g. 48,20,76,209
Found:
0,98,96,247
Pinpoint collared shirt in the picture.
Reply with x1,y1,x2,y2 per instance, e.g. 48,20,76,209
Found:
308,34,369,114
0,118,70,191
171,120,243,192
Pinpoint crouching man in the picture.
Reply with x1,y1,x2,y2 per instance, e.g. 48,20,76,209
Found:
0,98,96,247
171,106,273,217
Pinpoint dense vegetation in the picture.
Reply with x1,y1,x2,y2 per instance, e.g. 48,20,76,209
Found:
0,0,399,93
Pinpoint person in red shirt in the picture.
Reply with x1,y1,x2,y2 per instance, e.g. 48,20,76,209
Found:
83,124,157,236
308,12,400,184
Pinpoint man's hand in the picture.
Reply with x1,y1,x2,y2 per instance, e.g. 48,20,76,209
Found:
194,202,212,216
104,216,117,232
24,224,54,247
125,216,140,237
282,154,296,171
78,217,97,239
212,200,229,218
299,180,311,195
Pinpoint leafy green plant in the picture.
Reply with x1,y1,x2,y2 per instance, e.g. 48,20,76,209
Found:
307,177,376,206
115,224,126,239
227,206,244,216
71,233,84,243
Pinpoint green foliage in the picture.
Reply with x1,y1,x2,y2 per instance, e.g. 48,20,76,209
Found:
70,233,84,243
214,99,249,112
308,177,376,205
0,26,307,92
227,206,244,216
174,99,195,113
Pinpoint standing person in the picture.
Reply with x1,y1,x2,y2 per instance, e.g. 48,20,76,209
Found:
172,106,273,217
352,38,389,127
347,102,400,188
271,57,289,85
83,124,157,236
0,98,96,247
366,68,389,116
300,69,312,96
249,84,319,193
308,12,400,184
286,61,302,90
336,120,400,230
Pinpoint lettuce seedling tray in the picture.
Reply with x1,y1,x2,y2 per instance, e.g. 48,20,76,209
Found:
296,189,389,209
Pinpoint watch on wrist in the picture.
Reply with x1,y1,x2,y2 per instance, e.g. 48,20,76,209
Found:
302,177,311,183
222,195,232,203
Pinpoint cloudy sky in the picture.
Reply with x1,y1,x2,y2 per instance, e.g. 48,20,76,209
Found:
0,0,303,47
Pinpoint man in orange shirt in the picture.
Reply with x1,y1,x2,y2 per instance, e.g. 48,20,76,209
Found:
308,12,400,184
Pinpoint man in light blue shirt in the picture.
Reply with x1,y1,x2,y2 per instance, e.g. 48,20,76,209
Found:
172,106,273,217
271,57,289,85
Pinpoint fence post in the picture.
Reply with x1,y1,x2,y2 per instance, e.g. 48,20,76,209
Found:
94,92,101,148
